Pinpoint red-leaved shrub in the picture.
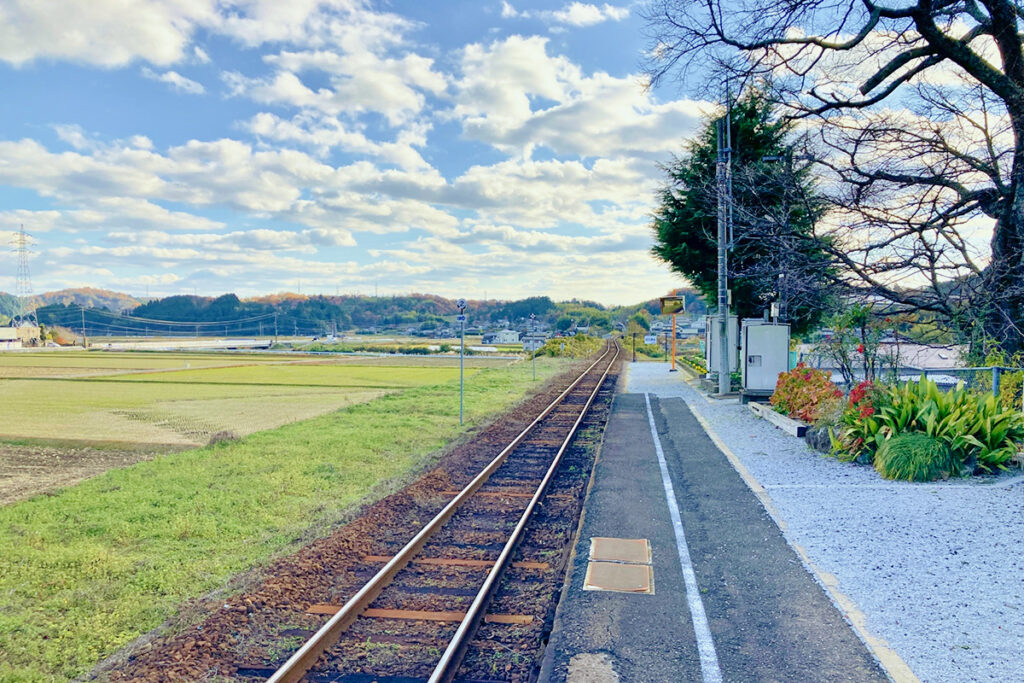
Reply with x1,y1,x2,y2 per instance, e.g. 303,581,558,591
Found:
769,363,843,423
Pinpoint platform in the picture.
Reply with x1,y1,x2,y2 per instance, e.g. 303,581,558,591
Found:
539,364,888,682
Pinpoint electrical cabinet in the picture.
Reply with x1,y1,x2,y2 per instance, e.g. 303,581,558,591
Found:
741,320,790,392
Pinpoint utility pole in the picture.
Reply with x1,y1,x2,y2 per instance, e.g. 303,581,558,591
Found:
632,331,637,362
81,306,87,348
715,94,733,395
274,314,279,342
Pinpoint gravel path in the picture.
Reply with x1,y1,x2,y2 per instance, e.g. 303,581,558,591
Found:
626,362,1024,683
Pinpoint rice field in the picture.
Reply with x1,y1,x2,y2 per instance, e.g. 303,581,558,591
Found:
0,350,489,447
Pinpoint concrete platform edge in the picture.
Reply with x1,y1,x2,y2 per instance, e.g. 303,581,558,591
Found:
685,385,919,683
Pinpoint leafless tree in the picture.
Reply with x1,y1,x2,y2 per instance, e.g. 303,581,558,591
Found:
643,0,1024,353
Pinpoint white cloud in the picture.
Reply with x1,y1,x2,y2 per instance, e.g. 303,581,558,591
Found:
141,67,205,94
453,36,710,159
225,48,446,126
0,0,414,68
550,3,629,27
0,0,216,67
499,2,629,28
244,112,433,170
193,46,211,64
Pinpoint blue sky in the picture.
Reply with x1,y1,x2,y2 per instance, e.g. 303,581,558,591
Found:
0,0,711,305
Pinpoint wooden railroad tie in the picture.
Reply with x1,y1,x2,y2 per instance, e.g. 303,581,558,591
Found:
361,555,549,570
305,605,533,625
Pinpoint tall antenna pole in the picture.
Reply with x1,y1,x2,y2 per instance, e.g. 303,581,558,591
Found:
14,224,36,326
716,90,733,395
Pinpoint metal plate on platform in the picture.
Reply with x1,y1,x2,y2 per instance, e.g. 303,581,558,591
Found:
583,561,654,594
589,537,652,565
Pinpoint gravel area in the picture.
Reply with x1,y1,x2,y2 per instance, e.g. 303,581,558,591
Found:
626,361,1024,683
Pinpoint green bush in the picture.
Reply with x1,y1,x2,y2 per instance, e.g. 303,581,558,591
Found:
534,334,602,359
873,432,956,481
832,376,1024,474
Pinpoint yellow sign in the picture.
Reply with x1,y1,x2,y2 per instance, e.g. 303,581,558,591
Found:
659,296,685,315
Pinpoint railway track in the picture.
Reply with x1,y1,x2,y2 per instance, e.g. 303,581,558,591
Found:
255,342,619,682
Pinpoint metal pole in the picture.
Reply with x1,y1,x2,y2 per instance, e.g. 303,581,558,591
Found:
671,314,677,372
460,318,465,425
992,366,1002,399
716,107,732,394
530,313,536,381
632,332,637,362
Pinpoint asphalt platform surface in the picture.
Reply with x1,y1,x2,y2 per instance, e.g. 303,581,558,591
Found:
540,376,888,682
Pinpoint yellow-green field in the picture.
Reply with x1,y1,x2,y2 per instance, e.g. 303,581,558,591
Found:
0,351,488,447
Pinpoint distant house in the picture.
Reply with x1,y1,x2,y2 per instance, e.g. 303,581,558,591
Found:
0,328,21,350
482,329,520,345
522,332,547,352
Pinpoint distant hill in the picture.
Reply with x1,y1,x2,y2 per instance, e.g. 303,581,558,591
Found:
28,288,143,312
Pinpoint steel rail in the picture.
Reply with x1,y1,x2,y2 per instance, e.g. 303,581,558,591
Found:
267,343,616,683
429,342,619,683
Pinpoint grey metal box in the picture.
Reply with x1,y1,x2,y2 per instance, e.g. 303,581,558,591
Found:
741,321,790,392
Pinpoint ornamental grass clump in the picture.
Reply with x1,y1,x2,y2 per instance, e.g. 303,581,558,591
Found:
873,432,956,482
769,363,842,423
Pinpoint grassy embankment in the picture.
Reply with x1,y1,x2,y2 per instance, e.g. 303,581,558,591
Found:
0,356,567,681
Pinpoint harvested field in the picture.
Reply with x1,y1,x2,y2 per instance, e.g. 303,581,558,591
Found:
0,443,175,506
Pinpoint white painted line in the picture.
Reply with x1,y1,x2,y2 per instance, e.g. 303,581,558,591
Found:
644,392,723,683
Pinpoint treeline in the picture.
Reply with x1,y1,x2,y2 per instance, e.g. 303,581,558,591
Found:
29,290,707,338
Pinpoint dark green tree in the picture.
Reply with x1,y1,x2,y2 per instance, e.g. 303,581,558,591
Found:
651,88,834,336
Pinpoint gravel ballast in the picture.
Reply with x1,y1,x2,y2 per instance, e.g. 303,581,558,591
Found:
627,362,1024,683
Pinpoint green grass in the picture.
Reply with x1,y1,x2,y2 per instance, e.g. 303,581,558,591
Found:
0,351,294,377
0,357,567,681
91,363,468,388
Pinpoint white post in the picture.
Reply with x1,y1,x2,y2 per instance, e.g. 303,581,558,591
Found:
460,317,465,425
457,298,467,425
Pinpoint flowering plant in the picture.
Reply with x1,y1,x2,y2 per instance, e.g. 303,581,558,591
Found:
830,380,887,461
769,363,843,423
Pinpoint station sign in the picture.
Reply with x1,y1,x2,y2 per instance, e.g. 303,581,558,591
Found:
644,335,657,345
659,296,685,315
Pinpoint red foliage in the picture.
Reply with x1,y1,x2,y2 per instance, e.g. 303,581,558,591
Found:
770,363,843,423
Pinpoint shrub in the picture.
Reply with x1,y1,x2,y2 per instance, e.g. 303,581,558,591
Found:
534,334,602,359
830,380,888,462
832,376,1024,473
770,363,842,423
873,432,956,482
